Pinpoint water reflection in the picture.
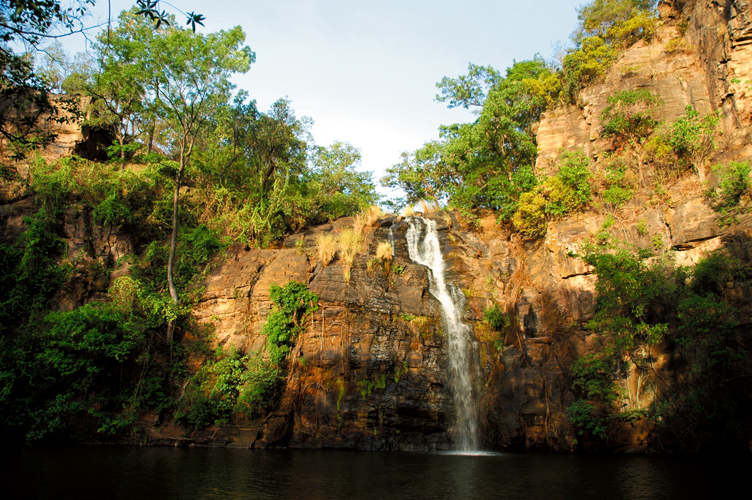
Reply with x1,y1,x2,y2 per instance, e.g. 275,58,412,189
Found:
1,446,748,500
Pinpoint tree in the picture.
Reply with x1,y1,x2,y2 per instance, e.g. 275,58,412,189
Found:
600,89,662,183
572,0,657,45
562,1,657,102
0,2,204,158
146,23,253,341
309,141,378,220
100,10,253,340
383,57,558,215
65,12,155,161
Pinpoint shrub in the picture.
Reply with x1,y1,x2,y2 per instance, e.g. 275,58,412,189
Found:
601,161,634,207
484,304,510,331
562,36,619,100
547,151,593,215
601,89,663,145
512,152,592,237
512,191,548,237
563,1,658,101
606,9,657,48
665,37,692,55
175,348,281,429
709,161,750,209
668,106,719,178
262,281,318,365
574,0,657,43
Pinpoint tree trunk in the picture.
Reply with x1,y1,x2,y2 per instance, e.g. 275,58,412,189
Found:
166,146,185,343
166,136,194,342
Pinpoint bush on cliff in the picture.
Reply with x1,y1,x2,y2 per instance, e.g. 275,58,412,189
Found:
175,348,281,429
568,245,752,452
175,281,318,429
263,281,319,365
512,151,593,236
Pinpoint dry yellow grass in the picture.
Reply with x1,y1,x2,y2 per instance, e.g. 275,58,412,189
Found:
418,199,441,214
376,241,393,262
403,205,415,217
315,233,338,266
338,228,362,265
337,227,364,282
354,205,382,233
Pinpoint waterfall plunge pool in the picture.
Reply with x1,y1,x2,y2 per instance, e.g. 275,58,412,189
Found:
1,446,749,500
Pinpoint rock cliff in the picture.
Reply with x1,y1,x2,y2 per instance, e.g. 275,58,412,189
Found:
2,0,751,452
166,1,752,452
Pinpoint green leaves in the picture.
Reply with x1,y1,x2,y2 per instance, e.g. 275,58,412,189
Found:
570,244,752,450
562,1,658,102
309,141,379,221
263,282,319,365
384,57,559,212
176,348,281,429
601,89,663,145
511,151,593,236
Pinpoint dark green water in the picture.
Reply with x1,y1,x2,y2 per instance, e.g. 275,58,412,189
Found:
1,446,749,499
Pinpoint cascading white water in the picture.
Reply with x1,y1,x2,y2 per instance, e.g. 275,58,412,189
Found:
388,223,396,256
405,217,480,451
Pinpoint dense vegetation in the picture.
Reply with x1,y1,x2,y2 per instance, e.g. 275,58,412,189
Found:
1,0,751,452
0,2,374,443
568,244,752,452
382,0,660,222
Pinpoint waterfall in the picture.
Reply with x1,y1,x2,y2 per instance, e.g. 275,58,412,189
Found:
405,217,480,451
388,222,396,256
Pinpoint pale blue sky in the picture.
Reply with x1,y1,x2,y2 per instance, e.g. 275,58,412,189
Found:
60,0,585,194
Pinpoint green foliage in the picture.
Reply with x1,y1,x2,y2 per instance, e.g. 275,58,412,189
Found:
546,152,593,216
484,304,510,332
308,141,380,221
0,208,69,335
562,36,619,99
563,1,657,101
636,218,648,236
601,89,663,146
512,151,592,236
569,245,752,450
573,0,657,43
262,282,319,365
668,105,720,175
0,303,145,443
709,161,750,210
567,399,608,439
383,57,558,213
601,161,634,207
175,348,280,429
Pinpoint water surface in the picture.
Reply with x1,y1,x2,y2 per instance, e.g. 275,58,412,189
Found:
2,446,749,499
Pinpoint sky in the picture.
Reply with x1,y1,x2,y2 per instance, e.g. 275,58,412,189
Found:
58,0,585,196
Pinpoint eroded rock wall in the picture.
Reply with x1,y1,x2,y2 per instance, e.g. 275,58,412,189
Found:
178,0,752,452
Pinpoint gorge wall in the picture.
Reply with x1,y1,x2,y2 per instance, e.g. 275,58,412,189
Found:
2,0,751,452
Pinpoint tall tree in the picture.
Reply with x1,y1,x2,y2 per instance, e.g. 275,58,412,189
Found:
150,23,253,340
383,57,558,215
100,10,253,340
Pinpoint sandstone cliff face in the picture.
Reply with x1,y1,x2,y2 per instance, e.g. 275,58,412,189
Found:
174,1,752,452
2,0,751,452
